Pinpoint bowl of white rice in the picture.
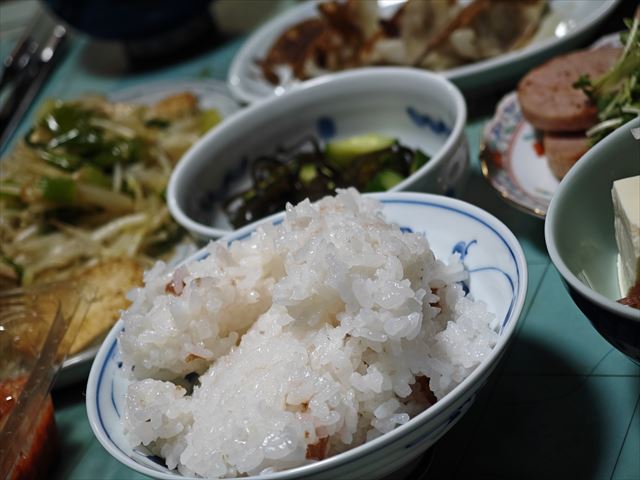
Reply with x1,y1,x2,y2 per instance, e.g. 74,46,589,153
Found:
87,189,527,479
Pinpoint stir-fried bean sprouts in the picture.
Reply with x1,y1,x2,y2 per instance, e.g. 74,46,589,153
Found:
0,93,221,286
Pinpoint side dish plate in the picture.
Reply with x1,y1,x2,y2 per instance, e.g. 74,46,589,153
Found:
479,92,555,219
56,80,239,388
480,33,623,219
228,0,619,104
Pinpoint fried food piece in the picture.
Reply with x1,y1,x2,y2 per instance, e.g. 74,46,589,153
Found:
311,0,380,73
412,0,546,68
146,92,198,121
259,18,328,84
70,258,143,353
542,132,590,180
517,47,622,132
401,0,457,63
366,0,458,66
40,258,144,354
261,0,548,81
1,259,141,381
447,0,547,60
259,0,383,82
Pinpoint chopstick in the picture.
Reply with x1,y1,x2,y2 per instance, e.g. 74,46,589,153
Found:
0,22,68,153
0,12,42,92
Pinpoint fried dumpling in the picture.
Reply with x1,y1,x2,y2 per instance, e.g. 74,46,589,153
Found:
445,0,547,61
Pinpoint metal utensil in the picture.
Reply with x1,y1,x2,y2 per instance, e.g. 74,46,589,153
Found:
0,12,43,92
0,22,67,153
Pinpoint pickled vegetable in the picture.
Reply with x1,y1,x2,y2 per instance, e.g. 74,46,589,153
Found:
222,134,430,228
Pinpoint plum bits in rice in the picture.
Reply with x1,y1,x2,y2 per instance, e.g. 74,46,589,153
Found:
119,189,498,477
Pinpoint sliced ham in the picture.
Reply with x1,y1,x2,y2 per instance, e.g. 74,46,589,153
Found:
517,47,621,132
543,132,590,180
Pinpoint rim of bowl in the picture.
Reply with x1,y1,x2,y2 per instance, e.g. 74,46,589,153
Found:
167,67,467,239
544,118,640,322
87,191,528,480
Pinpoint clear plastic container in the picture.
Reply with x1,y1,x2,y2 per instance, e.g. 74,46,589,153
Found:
0,283,91,479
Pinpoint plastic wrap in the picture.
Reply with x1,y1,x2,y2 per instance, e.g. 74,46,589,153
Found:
0,283,91,479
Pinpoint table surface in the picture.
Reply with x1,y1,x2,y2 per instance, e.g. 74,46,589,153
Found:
1,2,639,479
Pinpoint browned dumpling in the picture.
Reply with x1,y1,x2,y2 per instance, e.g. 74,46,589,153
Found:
259,0,548,82
446,0,547,61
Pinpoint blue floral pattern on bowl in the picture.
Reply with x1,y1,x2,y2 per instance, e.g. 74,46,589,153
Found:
317,108,453,141
406,107,452,136
316,116,336,140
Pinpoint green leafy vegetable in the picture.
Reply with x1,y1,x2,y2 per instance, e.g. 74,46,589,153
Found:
75,165,111,188
39,149,83,171
39,176,77,204
24,103,147,172
92,138,144,168
43,103,92,134
1,91,217,290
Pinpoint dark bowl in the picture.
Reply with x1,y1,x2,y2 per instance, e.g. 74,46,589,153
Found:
43,0,211,41
545,118,640,364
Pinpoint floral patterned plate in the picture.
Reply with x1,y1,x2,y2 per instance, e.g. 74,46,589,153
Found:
480,33,622,219
479,92,556,219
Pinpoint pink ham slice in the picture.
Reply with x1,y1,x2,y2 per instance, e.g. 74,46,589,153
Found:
517,47,621,132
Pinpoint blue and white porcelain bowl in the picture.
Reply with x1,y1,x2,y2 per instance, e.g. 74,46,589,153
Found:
167,68,468,239
87,192,527,480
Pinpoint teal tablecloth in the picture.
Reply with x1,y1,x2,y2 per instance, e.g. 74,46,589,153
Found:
2,8,638,480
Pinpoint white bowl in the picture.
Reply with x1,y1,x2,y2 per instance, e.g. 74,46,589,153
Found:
87,192,527,480
168,68,468,239
227,0,620,104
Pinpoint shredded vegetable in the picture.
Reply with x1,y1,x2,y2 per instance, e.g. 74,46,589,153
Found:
574,10,640,144
0,93,221,287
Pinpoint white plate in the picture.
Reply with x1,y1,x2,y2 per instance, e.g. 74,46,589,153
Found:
56,80,239,388
109,79,241,117
227,0,619,104
87,192,528,480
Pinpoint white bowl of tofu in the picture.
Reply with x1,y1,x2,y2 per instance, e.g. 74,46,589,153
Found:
545,118,640,363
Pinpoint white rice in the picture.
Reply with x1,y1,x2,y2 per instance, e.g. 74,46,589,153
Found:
119,189,498,478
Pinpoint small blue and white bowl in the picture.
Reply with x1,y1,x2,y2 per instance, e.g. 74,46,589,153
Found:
167,68,469,239
87,192,527,480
